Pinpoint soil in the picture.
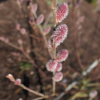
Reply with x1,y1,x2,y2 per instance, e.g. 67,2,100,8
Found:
0,0,100,100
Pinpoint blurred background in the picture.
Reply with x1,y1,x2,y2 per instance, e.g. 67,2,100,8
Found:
0,0,100,100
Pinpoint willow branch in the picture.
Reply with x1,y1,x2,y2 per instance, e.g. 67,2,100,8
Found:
52,0,57,27
30,5,53,58
52,0,57,94
19,84,44,97
0,40,21,50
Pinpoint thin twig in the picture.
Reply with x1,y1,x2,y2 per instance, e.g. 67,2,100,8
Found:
0,40,21,50
30,4,53,58
21,49,46,77
33,96,47,100
52,0,57,27
67,65,82,77
52,0,57,94
72,0,84,70
19,84,44,97
44,11,52,26
0,40,46,77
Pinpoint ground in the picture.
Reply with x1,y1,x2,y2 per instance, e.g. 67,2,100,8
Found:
0,0,100,100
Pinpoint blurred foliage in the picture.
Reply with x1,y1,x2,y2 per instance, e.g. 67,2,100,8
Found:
45,0,64,6
86,0,97,4
20,62,32,71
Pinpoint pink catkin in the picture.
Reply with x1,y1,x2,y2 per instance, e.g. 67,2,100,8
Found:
56,49,68,62
18,39,23,45
53,72,63,82
15,78,21,85
55,63,62,72
44,26,51,35
20,28,26,35
46,60,58,72
32,3,38,13
37,14,44,24
56,3,68,23
48,24,68,49
16,24,20,30
6,74,15,82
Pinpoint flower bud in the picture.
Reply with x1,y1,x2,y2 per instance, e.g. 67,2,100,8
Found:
56,3,68,23
46,60,58,72
16,24,20,30
19,98,23,100
15,78,21,85
32,3,38,13
55,63,62,72
56,49,68,62
48,24,68,49
44,26,51,35
18,39,23,45
20,28,26,35
89,90,98,98
6,74,15,82
37,14,44,24
53,72,63,82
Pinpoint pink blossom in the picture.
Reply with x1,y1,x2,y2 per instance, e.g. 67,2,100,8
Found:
46,60,58,72
16,24,20,30
48,24,68,49
53,72,63,82
55,63,62,72
44,26,51,35
6,74,15,82
32,3,38,13
15,78,21,85
56,3,68,23
18,39,23,45
37,14,44,24
89,90,98,98
56,49,68,62
20,28,26,35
